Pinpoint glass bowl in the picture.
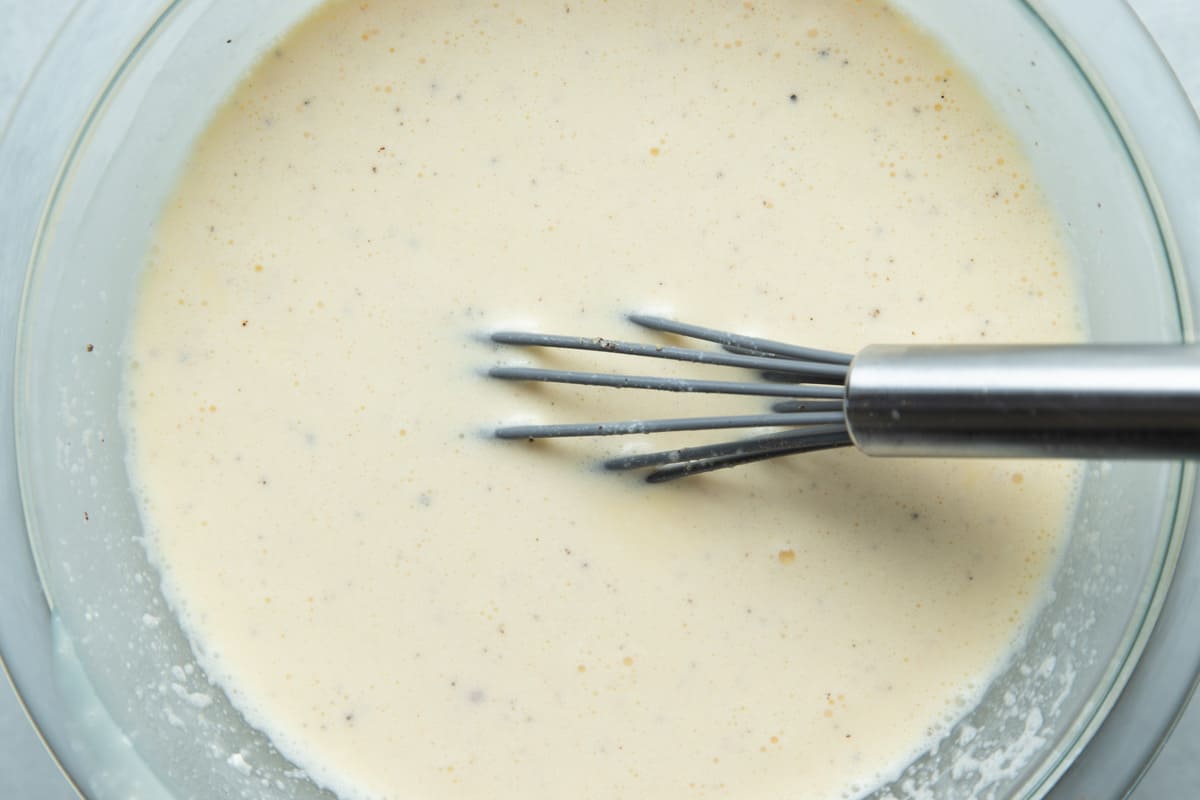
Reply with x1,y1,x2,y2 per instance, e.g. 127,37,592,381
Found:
2,1,1199,798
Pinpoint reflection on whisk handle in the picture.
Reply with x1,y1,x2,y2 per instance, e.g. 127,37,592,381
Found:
845,344,1200,459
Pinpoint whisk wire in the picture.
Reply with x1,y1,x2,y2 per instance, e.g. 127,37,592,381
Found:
603,425,851,471
487,316,855,479
489,365,844,400
494,411,845,440
628,313,852,366
645,438,851,483
489,330,848,383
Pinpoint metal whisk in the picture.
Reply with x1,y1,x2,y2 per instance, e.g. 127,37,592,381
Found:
486,314,1200,482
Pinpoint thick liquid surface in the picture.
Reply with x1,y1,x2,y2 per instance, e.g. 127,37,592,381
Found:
124,1,1082,797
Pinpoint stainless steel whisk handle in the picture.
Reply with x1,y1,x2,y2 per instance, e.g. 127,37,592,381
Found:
846,344,1200,459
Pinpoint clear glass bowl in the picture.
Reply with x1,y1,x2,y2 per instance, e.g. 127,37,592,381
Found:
2,1,1199,798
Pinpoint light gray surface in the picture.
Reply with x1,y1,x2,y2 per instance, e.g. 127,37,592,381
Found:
1113,5,1200,793
0,0,87,793
1,1,1197,798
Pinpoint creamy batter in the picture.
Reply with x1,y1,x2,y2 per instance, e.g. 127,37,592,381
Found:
123,1,1082,798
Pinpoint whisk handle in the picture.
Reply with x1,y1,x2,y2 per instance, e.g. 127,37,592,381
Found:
845,344,1200,458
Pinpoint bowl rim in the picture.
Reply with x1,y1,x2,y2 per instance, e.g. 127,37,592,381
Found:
1022,1,1200,793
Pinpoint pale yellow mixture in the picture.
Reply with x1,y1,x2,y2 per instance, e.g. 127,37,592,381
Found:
123,1,1082,798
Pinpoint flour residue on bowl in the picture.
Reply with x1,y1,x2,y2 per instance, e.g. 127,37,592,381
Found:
121,0,1082,798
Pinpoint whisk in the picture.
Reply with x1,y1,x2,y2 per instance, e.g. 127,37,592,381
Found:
486,314,1200,482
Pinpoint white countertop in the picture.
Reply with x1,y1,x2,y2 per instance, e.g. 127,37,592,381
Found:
2,1,1198,797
